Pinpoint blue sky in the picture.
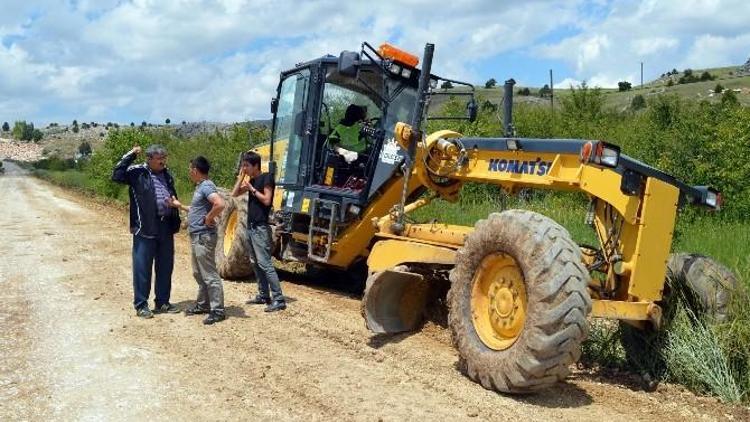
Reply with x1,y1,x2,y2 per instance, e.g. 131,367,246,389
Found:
1,0,749,125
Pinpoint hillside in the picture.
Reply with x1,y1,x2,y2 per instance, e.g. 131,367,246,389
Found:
455,63,750,111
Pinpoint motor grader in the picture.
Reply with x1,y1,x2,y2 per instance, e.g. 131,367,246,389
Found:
215,42,735,393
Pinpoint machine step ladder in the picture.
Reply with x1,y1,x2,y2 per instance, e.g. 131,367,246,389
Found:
307,198,339,263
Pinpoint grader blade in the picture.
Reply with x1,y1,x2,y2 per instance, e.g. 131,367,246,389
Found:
362,269,428,333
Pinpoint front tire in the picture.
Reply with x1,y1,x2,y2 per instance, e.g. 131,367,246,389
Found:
448,210,592,393
215,193,254,279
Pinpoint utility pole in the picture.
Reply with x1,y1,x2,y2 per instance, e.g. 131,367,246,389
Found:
549,69,554,110
640,62,644,89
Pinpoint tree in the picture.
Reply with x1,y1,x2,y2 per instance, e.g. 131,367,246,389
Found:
666,79,674,87
714,83,724,94
72,119,78,126
484,78,497,89
538,84,552,98
440,81,453,90
165,118,171,124
130,122,135,127
2,122,9,132
141,121,147,127
700,71,714,81
11,121,36,141
517,87,531,96
630,94,646,110
671,68,678,75
618,81,632,92
31,129,43,142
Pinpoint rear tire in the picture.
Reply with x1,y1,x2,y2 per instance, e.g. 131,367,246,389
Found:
215,192,254,280
620,253,738,382
448,210,592,393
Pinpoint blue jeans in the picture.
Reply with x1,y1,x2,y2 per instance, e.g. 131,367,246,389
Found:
132,221,174,310
247,224,284,303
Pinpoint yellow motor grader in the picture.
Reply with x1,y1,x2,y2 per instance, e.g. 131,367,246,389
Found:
216,42,735,393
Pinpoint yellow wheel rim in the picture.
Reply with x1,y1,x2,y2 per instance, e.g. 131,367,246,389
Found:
470,253,527,350
223,209,238,256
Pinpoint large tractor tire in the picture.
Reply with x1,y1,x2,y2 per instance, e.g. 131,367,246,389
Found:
448,210,592,393
620,253,738,384
215,192,255,280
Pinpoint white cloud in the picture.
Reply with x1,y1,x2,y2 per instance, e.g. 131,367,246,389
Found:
632,37,679,56
1,0,749,124
682,33,750,69
554,77,582,89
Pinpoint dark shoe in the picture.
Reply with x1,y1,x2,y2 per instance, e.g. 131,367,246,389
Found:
246,296,271,305
203,312,226,325
185,304,210,316
136,307,154,319
154,303,180,314
264,301,287,313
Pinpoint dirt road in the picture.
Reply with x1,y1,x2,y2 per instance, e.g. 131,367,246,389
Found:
0,161,746,421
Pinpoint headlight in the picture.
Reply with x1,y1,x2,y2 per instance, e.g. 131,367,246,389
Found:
401,68,412,78
600,145,620,167
389,62,401,75
705,190,719,208
693,186,722,210
580,141,620,168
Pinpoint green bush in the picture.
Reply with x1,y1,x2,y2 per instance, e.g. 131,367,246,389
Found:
630,94,646,110
33,156,77,171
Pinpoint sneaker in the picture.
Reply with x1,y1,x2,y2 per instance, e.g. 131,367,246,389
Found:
264,301,287,313
245,296,271,305
154,303,180,314
136,307,154,319
185,304,210,316
203,312,226,325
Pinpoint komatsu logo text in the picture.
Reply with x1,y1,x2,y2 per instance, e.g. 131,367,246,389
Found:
488,158,553,176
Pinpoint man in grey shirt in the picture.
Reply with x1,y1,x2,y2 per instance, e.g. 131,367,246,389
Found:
169,156,226,324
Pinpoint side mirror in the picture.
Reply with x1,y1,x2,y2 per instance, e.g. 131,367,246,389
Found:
338,51,360,78
467,97,478,122
270,97,278,114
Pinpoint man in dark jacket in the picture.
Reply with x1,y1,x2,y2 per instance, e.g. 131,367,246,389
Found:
112,144,181,318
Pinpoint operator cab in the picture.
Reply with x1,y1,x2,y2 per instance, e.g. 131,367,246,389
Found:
266,42,473,264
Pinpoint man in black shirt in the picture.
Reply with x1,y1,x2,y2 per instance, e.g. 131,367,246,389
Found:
231,151,286,312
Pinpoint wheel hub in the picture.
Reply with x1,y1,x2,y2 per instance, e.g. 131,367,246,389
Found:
470,253,527,350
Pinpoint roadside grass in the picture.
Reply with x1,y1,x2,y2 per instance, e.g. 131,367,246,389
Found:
33,169,129,202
